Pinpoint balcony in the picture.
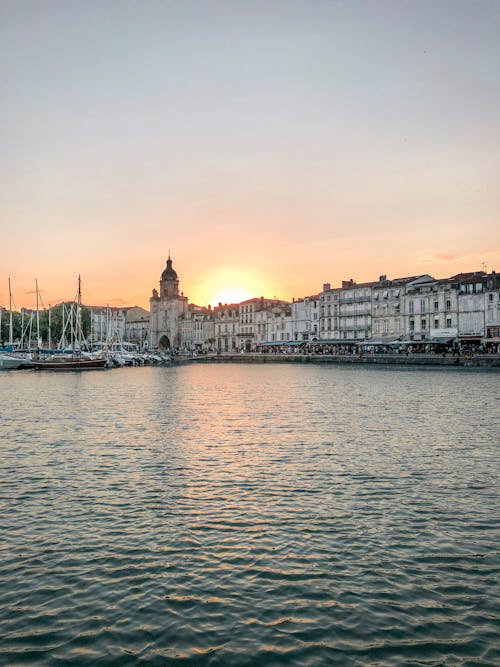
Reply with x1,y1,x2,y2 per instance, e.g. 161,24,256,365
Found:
339,324,369,331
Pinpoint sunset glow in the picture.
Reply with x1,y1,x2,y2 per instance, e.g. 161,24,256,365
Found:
208,287,252,307
0,2,499,311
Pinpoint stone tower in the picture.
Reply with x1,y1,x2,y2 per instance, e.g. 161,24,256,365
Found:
160,256,179,298
149,255,188,349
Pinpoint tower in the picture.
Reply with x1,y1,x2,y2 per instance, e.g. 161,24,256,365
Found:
160,256,179,298
150,255,188,349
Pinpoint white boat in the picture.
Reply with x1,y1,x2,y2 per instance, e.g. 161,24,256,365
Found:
0,353,32,370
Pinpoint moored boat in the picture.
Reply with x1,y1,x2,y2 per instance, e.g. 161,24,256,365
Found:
31,355,107,370
0,353,33,370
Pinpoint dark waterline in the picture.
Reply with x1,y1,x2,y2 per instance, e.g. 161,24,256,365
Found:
1,365,499,666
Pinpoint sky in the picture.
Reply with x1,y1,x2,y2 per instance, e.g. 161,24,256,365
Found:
1,0,499,310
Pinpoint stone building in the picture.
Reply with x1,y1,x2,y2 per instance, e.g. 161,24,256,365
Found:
239,298,289,350
371,275,416,342
145,259,498,351
180,305,214,351
214,303,239,352
338,279,373,341
485,271,500,341
292,295,320,341
89,305,150,348
124,307,150,348
149,256,188,349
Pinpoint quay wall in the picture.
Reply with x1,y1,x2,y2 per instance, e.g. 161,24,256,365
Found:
182,353,500,368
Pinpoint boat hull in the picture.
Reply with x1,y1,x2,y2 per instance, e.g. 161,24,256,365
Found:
0,354,32,370
32,357,107,370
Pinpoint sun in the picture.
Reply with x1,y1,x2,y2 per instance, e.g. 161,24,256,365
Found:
209,287,252,306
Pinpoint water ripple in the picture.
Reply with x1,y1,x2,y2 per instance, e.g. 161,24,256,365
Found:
0,364,499,665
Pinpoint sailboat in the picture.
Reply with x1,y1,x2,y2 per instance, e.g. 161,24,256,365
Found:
32,276,107,370
0,278,33,370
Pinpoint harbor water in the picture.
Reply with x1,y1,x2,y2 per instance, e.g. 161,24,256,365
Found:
1,364,499,666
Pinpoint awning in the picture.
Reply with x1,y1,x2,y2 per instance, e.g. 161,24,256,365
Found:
310,339,356,344
260,340,303,346
430,336,454,343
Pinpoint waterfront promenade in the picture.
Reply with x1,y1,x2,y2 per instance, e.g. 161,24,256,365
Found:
185,352,500,368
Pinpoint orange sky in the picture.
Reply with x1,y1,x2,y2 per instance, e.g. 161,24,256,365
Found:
1,2,499,311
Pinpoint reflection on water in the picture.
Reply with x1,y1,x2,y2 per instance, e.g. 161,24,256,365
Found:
1,364,499,665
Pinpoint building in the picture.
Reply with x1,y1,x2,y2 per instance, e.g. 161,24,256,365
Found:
146,257,499,351
371,275,416,342
292,295,320,341
124,307,150,348
89,305,150,349
149,256,188,349
180,305,214,351
338,279,373,341
485,271,500,342
239,298,290,351
214,303,239,352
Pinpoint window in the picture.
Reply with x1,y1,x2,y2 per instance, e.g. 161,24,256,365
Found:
434,301,439,311
434,317,439,328
421,318,427,329
445,300,451,311
420,299,426,313
409,319,415,330
446,318,452,328
409,301,414,313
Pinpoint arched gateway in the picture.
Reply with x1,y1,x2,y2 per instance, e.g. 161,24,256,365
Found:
159,335,171,350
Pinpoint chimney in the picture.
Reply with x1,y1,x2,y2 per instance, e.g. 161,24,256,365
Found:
323,283,331,292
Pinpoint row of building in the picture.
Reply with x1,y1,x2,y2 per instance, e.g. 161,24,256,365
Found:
7,257,496,351
144,257,500,352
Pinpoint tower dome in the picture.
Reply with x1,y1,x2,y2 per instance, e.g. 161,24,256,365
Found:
161,257,178,282
159,255,180,299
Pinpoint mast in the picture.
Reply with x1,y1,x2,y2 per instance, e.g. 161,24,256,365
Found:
8,277,13,346
77,275,82,352
62,302,66,349
48,304,51,349
35,278,40,347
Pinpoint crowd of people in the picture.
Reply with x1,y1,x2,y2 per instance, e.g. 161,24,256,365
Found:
253,341,500,356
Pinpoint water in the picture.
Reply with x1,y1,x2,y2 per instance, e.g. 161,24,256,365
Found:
1,364,499,666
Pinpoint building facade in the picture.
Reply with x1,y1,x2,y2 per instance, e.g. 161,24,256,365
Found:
146,258,498,351
149,256,188,349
